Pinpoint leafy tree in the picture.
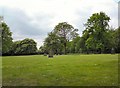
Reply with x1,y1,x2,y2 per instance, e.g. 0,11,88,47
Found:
54,22,78,54
11,38,37,55
104,28,116,53
44,32,63,56
78,37,87,53
115,27,120,53
67,36,81,53
20,38,37,55
44,32,55,57
0,16,2,55
85,36,96,53
84,12,110,53
39,46,46,54
0,22,13,55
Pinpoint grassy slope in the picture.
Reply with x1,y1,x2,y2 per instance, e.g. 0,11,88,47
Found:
2,54,118,86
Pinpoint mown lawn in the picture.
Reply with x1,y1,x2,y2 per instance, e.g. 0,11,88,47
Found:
2,54,118,86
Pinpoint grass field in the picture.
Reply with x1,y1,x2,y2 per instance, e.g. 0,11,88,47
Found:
2,54,118,86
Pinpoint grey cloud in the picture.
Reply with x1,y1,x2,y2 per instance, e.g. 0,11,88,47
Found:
74,9,93,36
75,6,118,36
119,1,120,26
0,7,53,36
0,7,54,47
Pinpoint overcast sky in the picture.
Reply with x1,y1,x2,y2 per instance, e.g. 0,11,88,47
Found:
0,0,119,48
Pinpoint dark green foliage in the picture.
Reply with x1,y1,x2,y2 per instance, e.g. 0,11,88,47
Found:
42,22,79,55
67,36,81,53
44,32,64,56
54,22,78,54
10,38,37,55
84,12,110,53
41,12,120,54
0,22,13,55
114,27,120,53
1,11,120,56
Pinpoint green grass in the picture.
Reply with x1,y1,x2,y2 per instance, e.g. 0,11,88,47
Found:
2,54,118,86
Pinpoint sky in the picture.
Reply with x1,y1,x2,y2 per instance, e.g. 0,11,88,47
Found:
0,0,119,48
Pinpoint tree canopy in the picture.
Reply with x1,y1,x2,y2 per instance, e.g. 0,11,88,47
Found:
54,22,78,54
0,22,13,55
83,12,111,53
41,12,120,55
10,38,37,55
1,12,120,56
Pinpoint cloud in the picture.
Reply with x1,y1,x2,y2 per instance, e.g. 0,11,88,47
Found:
0,0,118,48
74,0,118,35
0,7,53,48
0,7,53,35
118,1,120,26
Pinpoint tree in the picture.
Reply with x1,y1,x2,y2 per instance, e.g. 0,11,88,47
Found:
84,12,110,53
44,32,63,57
54,22,78,54
67,36,81,53
115,27,120,53
104,28,116,53
44,32,55,57
39,46,46,54
11,38,37,55
0,16,2,55
0,21,13,55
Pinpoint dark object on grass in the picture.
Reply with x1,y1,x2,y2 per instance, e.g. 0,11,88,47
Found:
48,55,53,58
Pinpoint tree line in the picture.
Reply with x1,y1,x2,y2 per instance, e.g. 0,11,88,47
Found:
40,12,120,55
0,12,120,56
0,22,37,56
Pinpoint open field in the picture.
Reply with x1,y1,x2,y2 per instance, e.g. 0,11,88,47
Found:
2,54,118,86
